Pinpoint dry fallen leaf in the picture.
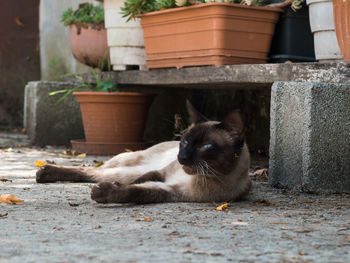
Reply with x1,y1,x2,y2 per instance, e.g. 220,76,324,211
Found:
0,193,24,204
76,153,87,158
0,213,8,218
0,178,12,183
5,148,13,152
253,199,275,206
14,17,24,27
251,168,268,182
125,148,134,152
61,150,86,158
216,203,229,211
144,217,152,222
35,160,47,167
94,162,104,168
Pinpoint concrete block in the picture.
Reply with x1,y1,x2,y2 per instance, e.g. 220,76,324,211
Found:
24,81,84,146
269,81,350,193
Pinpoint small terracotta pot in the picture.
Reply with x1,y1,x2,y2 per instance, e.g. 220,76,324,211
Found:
73,92,154,143
69,23,110,68
140,2,282,69
333,0,350,62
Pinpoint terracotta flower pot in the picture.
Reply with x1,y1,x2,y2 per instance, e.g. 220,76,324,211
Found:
140,2,282,69
71,92,154,155
69,23,110,68
333,0,350,62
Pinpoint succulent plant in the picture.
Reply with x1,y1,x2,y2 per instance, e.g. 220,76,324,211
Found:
121,0,305,21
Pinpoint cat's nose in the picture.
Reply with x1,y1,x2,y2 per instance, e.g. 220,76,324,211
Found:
177,152,191,165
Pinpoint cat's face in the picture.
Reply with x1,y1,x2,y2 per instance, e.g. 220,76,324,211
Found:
177,101,245,176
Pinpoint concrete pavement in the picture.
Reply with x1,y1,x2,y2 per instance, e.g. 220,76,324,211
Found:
1,132,350,263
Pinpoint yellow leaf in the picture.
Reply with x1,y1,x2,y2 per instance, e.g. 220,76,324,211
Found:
0,193,24,204
216,203,228,211
14,17,24,27
94,162,104,168
71,150,76,157
76,153,87,158
35,160,47,167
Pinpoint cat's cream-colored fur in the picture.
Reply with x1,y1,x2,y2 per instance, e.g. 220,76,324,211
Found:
36,102,251,204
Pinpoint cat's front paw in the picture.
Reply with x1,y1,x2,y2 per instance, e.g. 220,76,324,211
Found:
91,182,121,203
36,165,59,183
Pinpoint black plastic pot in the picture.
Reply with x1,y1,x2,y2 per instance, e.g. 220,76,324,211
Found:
269,4,315,62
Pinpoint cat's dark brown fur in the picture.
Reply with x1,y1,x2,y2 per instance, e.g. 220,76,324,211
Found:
36,101,251,204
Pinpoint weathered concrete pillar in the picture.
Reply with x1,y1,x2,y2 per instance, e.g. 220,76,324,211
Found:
269,81,350,193
24,81,84,146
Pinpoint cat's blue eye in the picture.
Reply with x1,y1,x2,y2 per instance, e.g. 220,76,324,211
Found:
202,144,212,149
183,140,188,145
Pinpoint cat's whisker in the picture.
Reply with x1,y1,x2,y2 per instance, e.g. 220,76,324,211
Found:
200,160,226,185
195,162,209,191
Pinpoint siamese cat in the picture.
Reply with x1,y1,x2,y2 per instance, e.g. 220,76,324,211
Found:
36,101,251,204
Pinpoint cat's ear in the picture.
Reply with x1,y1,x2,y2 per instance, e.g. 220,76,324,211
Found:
218,110,245,137
186,100,208,124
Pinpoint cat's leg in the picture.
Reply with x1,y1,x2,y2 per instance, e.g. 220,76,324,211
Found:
102,151,144,168
36,164,97,183
131,171,165,184
91,181,180,204
36,165,147,184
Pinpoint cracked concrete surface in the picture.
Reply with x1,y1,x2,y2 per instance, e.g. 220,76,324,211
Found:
1,133,350,263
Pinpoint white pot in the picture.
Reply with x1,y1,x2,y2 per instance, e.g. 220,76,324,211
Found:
104,0,147,70
306,0,342,61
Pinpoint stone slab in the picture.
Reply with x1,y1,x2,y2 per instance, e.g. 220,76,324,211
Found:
269,81,350,193
24,81,84,146
78,62,350,90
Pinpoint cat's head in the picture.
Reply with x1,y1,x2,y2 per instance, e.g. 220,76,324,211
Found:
177,100,245,176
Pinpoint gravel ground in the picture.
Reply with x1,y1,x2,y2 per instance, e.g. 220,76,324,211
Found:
1,133,350,263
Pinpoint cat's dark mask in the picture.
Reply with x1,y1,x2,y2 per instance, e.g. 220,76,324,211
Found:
178,100,245,176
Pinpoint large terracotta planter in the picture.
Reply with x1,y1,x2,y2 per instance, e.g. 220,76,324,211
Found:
71,92,154,155
333,0,350,62
140,3,282,69
69,23,110,68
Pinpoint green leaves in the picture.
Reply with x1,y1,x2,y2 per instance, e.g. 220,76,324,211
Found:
121,0,158,21
49,69,118,103
61,4,104,26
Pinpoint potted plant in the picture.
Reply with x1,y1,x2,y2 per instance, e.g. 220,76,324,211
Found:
120,0,302,69
333,0,350,62
51,72,154,155
61,3,110,69
268,1,315,63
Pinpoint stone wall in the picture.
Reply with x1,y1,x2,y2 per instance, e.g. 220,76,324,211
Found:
39,0,97,81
